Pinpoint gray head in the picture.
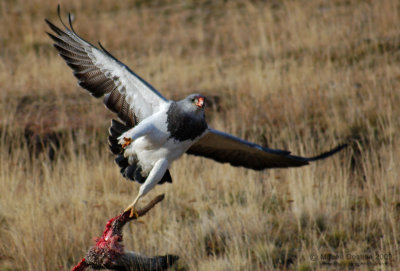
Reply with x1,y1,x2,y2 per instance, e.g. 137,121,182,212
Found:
167,93,208,141
176,93,206,115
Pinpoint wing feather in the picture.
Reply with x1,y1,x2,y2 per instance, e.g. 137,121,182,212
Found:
45,12,168,127
187,129,346,170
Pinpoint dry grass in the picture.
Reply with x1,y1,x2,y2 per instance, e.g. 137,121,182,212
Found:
1,0,399,270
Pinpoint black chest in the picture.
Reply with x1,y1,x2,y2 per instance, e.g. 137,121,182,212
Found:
166,103,207,142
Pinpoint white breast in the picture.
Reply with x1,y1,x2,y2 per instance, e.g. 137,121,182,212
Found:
132,137,193,172
122,104,196,173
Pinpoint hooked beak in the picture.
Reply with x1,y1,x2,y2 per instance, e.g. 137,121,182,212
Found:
196,97,205,108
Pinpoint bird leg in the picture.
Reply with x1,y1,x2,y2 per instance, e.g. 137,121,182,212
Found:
118,120,155,148
124,194,141,218
124,159,169,218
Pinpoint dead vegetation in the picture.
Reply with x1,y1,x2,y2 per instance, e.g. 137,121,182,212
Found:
0,0,399,270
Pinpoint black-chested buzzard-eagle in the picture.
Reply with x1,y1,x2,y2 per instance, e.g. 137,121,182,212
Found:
46,9,346,217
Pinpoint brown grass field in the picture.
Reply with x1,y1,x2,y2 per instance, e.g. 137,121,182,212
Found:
1,0,399,270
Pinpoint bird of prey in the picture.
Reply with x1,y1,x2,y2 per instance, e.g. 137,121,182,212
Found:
46,10,346,217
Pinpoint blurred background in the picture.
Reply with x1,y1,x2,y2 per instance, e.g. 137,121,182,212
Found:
0,0,399,270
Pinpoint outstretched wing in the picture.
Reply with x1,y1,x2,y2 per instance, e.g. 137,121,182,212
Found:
187,129,346,170
45,9,168,127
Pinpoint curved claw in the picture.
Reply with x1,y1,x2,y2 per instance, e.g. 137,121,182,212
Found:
124,205,139,219
121,137,132,148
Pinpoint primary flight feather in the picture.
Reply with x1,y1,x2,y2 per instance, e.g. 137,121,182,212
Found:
46,9,346,216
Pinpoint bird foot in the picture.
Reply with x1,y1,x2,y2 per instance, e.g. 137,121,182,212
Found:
121,137,132,148
124,205,139,219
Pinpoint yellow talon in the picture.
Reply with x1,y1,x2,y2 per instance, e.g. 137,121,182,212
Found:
122,137,132,148
124,205,139,219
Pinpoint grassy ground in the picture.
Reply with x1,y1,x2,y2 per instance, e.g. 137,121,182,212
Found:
0,0,399,270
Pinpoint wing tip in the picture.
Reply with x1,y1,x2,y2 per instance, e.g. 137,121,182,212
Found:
306,143,348,162
46,5,81,39
45,5,70,38
57,4,69,30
